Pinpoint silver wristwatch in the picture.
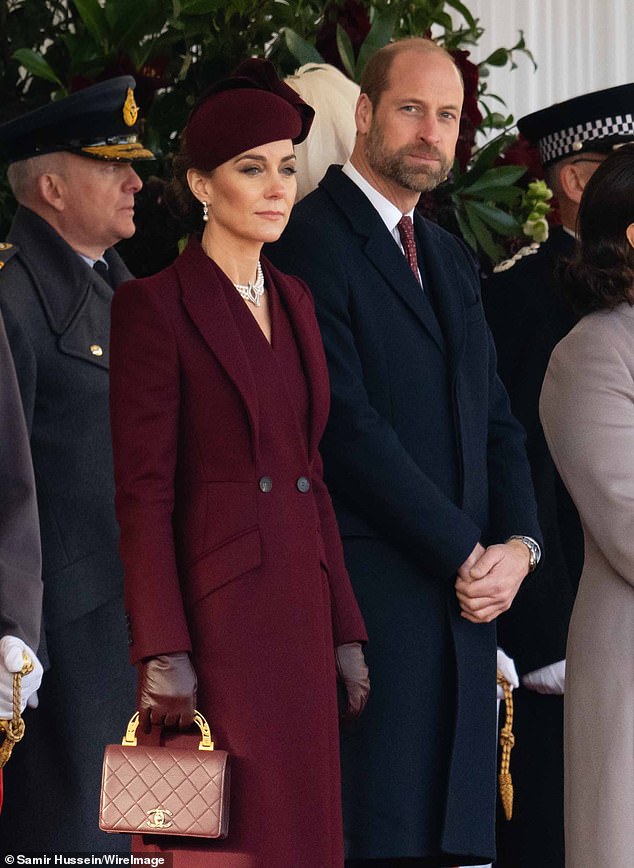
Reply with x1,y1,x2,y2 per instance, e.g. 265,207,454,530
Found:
506,535,541,572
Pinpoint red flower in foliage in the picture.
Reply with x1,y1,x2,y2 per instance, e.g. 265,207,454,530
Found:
496,135,544,180
316,0,371,72
496,135,562,225
70,55,168,113
450,48,482,172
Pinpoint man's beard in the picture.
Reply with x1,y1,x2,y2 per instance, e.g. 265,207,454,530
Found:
365,121,452,192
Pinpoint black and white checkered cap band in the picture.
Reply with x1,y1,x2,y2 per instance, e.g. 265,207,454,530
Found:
539,113,634,163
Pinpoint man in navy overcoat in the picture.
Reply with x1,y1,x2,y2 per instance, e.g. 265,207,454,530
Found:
269,38,541,867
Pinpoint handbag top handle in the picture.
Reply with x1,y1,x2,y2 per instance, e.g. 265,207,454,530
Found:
122,711,215,751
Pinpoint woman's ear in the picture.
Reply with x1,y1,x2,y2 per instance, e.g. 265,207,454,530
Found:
626,222,634,250
186,168,212,205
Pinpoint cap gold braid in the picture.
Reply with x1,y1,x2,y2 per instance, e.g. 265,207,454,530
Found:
81,141,154,161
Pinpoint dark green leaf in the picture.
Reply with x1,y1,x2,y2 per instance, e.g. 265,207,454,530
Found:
445,0,477,29
454,134,516,188
336,24,356,79
453,204,478,251
478,111,513,130
180,0,225,13
12,49,63,86
465,200,521,235
467,184,523,205
283,28,324,66
481,47,508,67
464,202,503,260
356,12,395,80
72,0,108,45
511,30,538,70
465,165,526,194
435,11,453,29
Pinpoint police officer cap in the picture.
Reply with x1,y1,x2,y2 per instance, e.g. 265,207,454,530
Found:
519,82,634,168
0,76,154,164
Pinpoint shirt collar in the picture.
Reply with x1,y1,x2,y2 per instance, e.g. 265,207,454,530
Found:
342,160,415,233
76,252,108,270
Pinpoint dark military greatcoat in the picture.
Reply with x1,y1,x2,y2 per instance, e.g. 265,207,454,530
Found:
0,206,135,854
482,226,582,868
0,300,41,649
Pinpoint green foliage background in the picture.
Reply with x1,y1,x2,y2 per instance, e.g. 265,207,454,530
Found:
0,0,540,272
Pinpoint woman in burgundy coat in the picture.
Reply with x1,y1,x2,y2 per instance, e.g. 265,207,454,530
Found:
109,60,369,867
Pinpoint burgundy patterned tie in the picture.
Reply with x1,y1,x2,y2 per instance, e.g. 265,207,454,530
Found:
397,215,420,282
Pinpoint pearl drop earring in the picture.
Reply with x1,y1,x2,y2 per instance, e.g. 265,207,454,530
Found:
202,201,209,222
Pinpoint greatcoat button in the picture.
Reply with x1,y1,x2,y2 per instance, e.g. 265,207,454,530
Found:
90,344,103,356
259,476,273,493
296,476,311,493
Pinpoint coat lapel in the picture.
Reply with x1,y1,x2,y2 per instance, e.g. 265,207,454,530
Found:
7,206,123,370
414,213,467,373
262,258,330,458
175,238,260,437
320,167,445,353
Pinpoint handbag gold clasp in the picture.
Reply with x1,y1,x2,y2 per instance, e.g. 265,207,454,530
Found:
122,710,215,751
147,807,174,829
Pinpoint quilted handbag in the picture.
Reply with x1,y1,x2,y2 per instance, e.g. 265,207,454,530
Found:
99,710,230,838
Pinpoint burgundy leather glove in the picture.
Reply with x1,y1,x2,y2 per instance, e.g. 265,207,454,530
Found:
335,642,370,721
138,652,197,732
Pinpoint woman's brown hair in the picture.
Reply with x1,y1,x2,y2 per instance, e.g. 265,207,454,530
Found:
563,143,634,315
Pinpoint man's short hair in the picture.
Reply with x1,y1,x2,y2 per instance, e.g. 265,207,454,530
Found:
7,152,67,203
360,38,462,108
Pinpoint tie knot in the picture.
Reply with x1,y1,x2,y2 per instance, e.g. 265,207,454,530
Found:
93,259,113,288
397,215,414,240
397,215,419,280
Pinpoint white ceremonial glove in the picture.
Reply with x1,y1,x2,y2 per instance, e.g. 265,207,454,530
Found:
0,635,44,717
496,647,519,700
522,659,566,695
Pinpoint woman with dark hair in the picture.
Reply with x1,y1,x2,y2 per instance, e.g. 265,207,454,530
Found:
108,59,368,868
540,143,634,868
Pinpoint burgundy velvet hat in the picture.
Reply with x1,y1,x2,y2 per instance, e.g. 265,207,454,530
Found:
186,59,315,172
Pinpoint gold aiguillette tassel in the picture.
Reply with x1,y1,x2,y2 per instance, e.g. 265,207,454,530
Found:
0,652,34,768
497,669,515,821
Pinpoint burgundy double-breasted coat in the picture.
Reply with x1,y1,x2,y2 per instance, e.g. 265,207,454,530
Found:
109,237,367,867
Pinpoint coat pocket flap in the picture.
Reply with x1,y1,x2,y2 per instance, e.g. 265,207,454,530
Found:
185,526,262,605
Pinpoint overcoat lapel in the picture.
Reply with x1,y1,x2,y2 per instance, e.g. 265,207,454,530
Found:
414,213,467,373
320,167,445,353
262,259,329,458
7,206,118,370
175,239,260,438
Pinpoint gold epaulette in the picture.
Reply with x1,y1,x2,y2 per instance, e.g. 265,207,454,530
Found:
493,241,541,274
0,242,17,271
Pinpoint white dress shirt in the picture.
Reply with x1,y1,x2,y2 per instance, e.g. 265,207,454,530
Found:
342,160,422,284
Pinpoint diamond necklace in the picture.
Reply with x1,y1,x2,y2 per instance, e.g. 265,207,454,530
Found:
233,261,265,307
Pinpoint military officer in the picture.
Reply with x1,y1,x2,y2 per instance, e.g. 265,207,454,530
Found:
482,82,634,868
0,304,43,723
0,78,153,852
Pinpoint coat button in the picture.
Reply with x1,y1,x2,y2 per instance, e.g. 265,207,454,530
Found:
296,476,311,493
259,476,273,493
90,344,103,356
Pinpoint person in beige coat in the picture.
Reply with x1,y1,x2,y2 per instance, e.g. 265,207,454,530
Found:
540,143,634,868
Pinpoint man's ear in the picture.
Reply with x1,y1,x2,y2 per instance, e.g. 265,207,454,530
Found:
36,172,66,213
558,162,592,205
626,222,634,250
355,93,374,136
